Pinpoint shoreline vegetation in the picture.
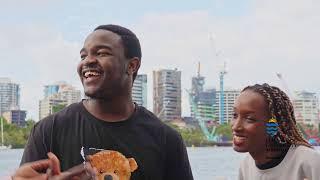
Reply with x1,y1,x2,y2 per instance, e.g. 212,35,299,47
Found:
166,123,233,147
1,118,233,148
1,119,35,149
1,117,319,148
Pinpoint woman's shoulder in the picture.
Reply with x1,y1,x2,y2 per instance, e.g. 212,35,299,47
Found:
293,145,319,154
291,145,320,162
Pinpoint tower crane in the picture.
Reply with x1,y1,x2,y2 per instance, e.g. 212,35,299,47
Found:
219,62,227,124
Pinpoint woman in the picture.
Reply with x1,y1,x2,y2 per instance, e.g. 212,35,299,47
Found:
232,83,320,180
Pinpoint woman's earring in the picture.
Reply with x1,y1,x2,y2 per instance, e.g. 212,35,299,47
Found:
266,117,279,137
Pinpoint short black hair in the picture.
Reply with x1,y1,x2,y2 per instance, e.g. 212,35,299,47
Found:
94,24,141,81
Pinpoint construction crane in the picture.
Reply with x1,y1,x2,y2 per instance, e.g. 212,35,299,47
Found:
209,33,228,124
219,62,227,124
187,88,219,142
276,73,293,99
186,62,220,142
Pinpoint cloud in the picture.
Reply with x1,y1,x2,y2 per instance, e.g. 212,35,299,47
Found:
1,0,63,7
0,24,81,121
133,0,320,115
2,0,319,120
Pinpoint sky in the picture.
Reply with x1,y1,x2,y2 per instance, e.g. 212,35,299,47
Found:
0,0,319,121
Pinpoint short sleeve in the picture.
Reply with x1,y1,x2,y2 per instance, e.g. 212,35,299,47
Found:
163,127,194,180
20,116,54,165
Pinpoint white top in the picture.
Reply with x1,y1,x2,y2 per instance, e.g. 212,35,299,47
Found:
239,145,320,180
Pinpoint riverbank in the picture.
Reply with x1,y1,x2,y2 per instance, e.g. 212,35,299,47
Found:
0,147,244,180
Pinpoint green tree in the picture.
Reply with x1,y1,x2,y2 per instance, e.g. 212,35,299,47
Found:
1,117,36,148
52,104,66,113
165,122,210,147
215,123,232,141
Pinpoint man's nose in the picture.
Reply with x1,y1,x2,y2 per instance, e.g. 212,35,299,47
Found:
231,118,243,131
84,54,98,64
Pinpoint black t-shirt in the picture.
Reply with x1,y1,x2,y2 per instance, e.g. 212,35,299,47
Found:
20,102,193,180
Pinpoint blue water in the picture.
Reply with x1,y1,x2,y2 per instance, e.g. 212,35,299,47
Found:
0,147,245,180
188,147,245,180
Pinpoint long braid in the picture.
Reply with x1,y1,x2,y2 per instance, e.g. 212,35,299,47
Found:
277,89,308,146
242,83,312,148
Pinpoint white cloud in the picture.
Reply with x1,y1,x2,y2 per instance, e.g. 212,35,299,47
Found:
133,0,320,115
2,0,320,120
0,24,81,121
1,0,63,7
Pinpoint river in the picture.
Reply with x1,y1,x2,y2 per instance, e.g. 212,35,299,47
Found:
0,147,247,180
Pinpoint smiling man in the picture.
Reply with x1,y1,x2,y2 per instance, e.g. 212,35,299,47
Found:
20,24,193,180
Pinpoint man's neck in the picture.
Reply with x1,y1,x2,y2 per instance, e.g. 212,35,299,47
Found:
83,97,135,122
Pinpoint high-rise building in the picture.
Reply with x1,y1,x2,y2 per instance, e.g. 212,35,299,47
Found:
0,78,20,115
57,83,81,105
188,64,216,121
190,89,216,121
153,69,181,121
39,95,67,120
191,76,205,98
43,82,81,105
132,74,147,107
214,89,240,124
3,109,27,127
39,82,81,120
44,84,59,98
293,91,319,127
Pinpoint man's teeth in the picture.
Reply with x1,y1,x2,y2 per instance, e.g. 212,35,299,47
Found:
84,71,100,78
234,136,246,141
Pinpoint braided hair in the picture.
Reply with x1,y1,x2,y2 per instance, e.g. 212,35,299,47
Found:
242,83,312,148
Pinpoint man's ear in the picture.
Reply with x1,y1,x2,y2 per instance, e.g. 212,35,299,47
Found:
127,57,140,75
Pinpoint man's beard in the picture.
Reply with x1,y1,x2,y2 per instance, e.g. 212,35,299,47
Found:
84,84,123,101
84,91,113,101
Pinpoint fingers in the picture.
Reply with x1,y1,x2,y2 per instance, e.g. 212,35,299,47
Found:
48,152,61,175
84,162,97,176
13,173,48,180
29,159,50,172
53,164,87,180
12,161,49,180
13,160,50,179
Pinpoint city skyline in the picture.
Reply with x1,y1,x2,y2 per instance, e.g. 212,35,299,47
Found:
1,0,320,120
1,72,320,123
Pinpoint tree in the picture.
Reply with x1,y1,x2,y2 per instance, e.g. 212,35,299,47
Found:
52,104,66,113
215,123,232,141
1,117,36,148
165,122,210,146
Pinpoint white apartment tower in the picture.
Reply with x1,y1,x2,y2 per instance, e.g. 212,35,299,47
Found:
39,82,81,120
214,89,240,124
0,78,20,115
132,74,147,107
153,69,181,121
293,91,319,127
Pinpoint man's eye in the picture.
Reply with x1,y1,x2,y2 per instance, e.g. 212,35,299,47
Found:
245,117,257,122
80,55,87,60
97,51,110,56
232,113,238,119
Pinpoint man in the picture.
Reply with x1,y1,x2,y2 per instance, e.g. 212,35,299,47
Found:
20,24,193,180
